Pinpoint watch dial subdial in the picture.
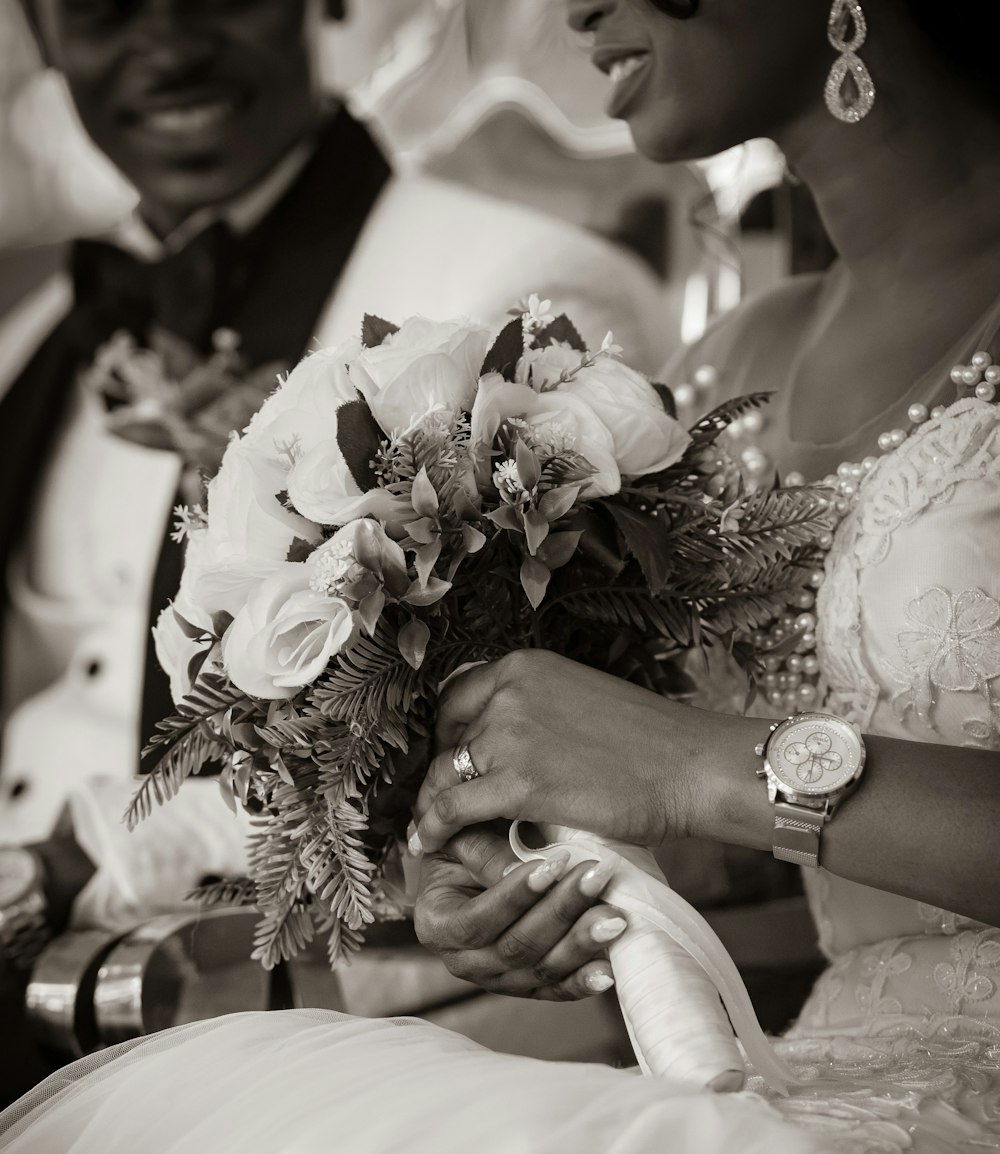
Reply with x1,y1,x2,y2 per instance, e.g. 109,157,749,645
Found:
805,731,832,755
795,760,825,784
813,751,842,773
784,742,810,765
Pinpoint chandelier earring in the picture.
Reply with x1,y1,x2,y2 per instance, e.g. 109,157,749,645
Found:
824,0,876,123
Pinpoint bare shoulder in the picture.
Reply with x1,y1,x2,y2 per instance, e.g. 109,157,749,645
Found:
661,271,828,390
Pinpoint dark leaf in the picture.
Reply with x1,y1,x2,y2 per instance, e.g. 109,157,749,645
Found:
336,397,382,492
651,382,677,418
534,313,586,352
605,501,673,596
361,314,399,348
286,537,315,563
480,317,525,381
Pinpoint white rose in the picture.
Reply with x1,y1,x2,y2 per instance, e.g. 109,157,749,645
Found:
349,316,491,435
560,359,691,477
193,440,321,617
309,518,410,602
221,565,356,700
471,374,621,497
286,440,410,529
243,340,362,457
152,596,215,704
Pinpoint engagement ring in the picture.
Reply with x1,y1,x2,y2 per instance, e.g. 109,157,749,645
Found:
452,745,480,783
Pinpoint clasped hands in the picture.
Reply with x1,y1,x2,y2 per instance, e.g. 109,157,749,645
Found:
412,650,715,1000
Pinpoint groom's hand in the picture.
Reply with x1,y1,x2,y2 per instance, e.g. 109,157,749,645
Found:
414,825,625,1001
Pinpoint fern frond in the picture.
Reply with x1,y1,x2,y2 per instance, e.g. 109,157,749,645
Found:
126,726,229,829
187,877,257,907
312,622,424,730
251,905,316,970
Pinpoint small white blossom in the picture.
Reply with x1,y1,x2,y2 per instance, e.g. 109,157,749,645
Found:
599,331,624,358
310,539,364,596
519,293,555,333
171,503,208,543
493,459,527,499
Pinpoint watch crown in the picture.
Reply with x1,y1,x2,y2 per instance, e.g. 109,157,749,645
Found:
754,743,765,757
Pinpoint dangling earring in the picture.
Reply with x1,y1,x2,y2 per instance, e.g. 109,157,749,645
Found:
824,0,876,123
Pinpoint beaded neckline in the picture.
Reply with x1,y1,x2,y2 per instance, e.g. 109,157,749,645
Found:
689,350,1000,715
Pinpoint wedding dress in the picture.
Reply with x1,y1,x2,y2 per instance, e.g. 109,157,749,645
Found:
2,292,1000,1153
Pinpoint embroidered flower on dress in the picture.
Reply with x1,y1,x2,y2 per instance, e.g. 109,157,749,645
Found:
889,586,1000,728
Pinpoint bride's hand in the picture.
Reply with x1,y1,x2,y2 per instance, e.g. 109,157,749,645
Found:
413,650,718,854
414,824,626,999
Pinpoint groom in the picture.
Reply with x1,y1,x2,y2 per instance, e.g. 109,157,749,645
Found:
0,0,665,1098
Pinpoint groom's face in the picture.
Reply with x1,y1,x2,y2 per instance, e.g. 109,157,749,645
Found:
31,0,334,232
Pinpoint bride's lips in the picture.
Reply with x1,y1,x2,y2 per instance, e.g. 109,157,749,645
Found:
592,46,652,119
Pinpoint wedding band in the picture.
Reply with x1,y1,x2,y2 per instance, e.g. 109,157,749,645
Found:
452,745,480,783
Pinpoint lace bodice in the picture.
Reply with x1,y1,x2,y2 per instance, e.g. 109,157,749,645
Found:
788,397,1000,1048
665,298,1000,1147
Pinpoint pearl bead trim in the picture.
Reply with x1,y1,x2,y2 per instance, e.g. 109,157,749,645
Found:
677,350,1000,713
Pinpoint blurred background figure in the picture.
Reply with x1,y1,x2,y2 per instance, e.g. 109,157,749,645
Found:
0,0,689,1105
0,0,817,1106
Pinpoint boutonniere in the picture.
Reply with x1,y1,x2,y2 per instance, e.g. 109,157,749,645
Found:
80,325,286,502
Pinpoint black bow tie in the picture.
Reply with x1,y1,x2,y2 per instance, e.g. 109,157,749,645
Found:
71,220,242,353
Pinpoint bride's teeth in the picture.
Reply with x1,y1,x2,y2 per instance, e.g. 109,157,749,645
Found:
609,56,646,85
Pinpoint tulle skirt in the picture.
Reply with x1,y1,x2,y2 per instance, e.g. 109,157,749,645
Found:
0,1010,815,1154
3,1009,998,1153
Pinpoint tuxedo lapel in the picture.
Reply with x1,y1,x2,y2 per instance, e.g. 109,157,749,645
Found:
139,110,391,752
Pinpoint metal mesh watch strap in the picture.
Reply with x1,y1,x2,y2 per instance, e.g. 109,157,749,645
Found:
772,801,827,868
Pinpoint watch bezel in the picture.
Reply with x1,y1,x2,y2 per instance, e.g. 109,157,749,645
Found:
761,711,866,803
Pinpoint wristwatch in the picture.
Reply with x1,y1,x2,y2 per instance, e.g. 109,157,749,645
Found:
755,712,866,868
0,847,52,969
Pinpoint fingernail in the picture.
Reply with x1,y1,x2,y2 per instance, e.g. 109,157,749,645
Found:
408,830,424,857
579,858,615,897
591,916,627,944
527,851,570,893
502,862,520,878
585,970,615,993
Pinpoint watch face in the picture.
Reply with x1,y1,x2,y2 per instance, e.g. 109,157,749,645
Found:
767,713,864,797
0,848,38,906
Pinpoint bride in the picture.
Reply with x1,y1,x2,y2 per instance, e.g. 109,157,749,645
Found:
3,0,999,1151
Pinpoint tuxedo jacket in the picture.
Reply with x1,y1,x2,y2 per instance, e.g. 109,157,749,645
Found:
0,109,669,814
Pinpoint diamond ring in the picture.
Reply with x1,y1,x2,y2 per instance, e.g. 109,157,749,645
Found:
452,744,480,783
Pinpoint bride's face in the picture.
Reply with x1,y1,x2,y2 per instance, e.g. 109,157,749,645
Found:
568,0,831,162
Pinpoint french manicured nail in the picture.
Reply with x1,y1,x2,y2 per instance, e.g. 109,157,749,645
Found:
591,916,627,944
579,858,615,897
407,829,424,856
585,970,615,993
527,851,571,893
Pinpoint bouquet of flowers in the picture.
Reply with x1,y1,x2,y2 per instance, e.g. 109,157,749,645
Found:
135,296,828,1091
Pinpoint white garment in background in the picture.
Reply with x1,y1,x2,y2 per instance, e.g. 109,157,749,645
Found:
0,168,670,933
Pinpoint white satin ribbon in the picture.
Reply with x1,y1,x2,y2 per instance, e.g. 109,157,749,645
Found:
509,823,794,1095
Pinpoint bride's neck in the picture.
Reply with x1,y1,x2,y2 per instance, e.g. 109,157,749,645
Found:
775,63,1000,290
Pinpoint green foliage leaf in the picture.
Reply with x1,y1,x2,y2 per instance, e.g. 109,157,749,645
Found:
520,556,550,609
398,618,431,670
